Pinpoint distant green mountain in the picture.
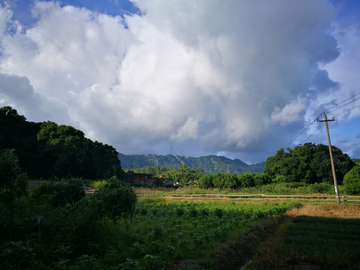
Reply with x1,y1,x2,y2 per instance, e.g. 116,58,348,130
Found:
118,153,264,174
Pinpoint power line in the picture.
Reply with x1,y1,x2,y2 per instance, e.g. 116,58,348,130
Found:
298,124,324,146
330,104,360,119
327,94,360,114
285,113,322,148
284,92,360,150
326,92,360,112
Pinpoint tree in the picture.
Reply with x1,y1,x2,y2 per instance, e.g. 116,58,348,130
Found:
198,175,213,189
264,143,355,184
0,149,28,217
0,106,123,179
343,166,360,195
254,173,271,186
238,172,255,188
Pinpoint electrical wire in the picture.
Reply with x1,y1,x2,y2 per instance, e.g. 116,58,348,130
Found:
326,92,360,112
298,124,324,145
330,104,360,119
285,113,322,148
327,94,360,114
285,92,360,150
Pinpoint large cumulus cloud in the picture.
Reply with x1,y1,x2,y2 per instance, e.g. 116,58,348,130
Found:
0,0,354,163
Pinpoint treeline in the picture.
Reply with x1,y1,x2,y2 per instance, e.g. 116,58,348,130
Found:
130,164,270,188
131,143,356,190
0,106,122,179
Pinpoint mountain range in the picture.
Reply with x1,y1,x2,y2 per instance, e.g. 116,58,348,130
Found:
118,153,265,175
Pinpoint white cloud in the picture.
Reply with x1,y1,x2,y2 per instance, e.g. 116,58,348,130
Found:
0,0,352,163
271,97,306,125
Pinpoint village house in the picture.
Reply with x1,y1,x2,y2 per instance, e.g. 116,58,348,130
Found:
120,173,157,185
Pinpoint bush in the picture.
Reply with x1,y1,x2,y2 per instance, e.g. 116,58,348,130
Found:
0,149,28,205
279,182,306,188
214,208,223,218
93,179,137,220
91,180,108,190
343,166,360,195
307,182,333,194
274,175,288,183
32,178,85,207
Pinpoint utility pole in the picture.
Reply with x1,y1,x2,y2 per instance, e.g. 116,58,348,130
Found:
317,112,340,205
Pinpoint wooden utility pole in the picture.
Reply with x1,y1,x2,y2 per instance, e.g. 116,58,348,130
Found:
317,112,340,205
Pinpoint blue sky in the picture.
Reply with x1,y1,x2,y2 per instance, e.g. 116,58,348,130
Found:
0,0,360,164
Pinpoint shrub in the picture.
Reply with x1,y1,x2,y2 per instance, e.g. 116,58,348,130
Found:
343,166,360,195
280,182,306,188
274,175,288,183
189,208,198,217
93,179,137,221
91,180,108,190
214,208,223,218
309,182,332,194
199,208,209,216
31,178,85,207
176,208,185,217
0,149,28,205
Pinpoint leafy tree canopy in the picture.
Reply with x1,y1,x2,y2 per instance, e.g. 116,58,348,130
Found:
264,143,355,184
0,106,122,179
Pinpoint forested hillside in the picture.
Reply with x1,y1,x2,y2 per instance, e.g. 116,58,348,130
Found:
0,106,122,179
118,152,264,174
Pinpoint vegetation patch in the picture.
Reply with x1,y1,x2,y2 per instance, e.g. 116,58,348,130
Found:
248,204,360,269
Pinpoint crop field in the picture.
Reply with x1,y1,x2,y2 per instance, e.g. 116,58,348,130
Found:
248,203,360,270
279,216,360,268
109,201,302,270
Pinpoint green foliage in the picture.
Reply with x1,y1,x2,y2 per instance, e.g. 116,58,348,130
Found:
353,159,360,166
309,182,333,194
274,175,288,183
214,208,224,218
0,106,123,179
253,173,271,186
91,180,108,190
92,179,137,220
1,179,304,270
238,172,255,188
279,216,360,269
1,241,36,269
0,149,28,206
343,166,360,195
0,178,138,270
32,178,86,207
198,174,214,189
264,143,355,184
159,164,204,184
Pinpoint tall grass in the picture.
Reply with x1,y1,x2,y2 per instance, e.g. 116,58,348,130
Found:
286,202,360,218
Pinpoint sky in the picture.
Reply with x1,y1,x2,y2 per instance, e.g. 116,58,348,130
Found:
0,0,360,164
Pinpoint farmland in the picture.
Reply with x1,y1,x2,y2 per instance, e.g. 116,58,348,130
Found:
249,213,360,269
2,176,360,269
0,177,303,270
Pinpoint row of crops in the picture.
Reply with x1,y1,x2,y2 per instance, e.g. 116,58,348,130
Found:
113,201,303,270
277,216,360,269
